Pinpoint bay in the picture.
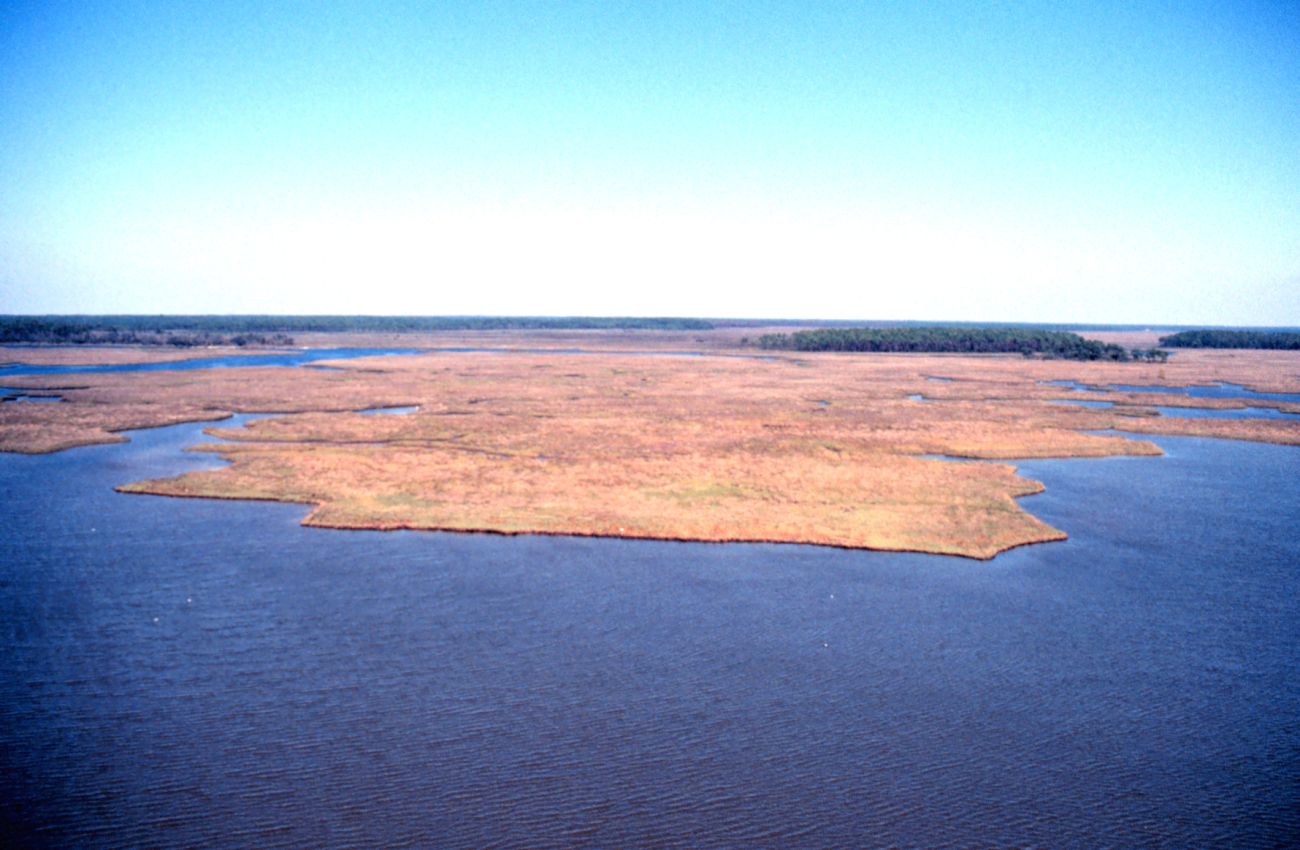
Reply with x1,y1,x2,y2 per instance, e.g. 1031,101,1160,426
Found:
1,419,1297,848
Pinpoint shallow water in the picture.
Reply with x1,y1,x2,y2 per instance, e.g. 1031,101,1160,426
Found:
1149,405,1300,419
0,347,776,378
1,423,1297,848
1051,399,1300,419
1108,381,1300,403
1049,398,1117,408
1043,379,1300,404
0,389,63,402
418,347,776,359
0,347,422,377
355,405,420,415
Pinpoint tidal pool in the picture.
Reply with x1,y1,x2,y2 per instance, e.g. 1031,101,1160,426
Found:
1,420,1296,848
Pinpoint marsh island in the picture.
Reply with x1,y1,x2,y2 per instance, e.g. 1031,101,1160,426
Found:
3,327,1298,559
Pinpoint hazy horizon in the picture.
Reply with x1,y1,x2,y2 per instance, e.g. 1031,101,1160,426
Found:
3,2,1298,324
4,313,1300,333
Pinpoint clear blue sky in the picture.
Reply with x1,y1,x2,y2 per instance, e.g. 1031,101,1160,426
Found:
2,1,1297,323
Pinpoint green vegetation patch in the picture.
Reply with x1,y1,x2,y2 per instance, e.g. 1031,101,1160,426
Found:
759,327,1130,361
0,315,713,345
1159,330,1300,350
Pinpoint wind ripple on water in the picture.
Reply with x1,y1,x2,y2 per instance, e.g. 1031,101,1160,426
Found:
0,423,1297,848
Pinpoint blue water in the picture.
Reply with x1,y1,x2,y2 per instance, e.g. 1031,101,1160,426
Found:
422,348,780,361
0,348,422,377
1050,398,1117,408
1151,405,1300,419
1042,379,1300,405
1109,382,1300,403
1,424,1298,848
1042,379,1097,389
356,406,420,415
0,347,776,378
1,390,62,402
1051,399,1300,420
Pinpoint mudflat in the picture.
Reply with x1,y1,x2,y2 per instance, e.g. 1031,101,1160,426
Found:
3,335,1298,558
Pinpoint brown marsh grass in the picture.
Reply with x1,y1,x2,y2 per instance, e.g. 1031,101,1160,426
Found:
4,341,1298,558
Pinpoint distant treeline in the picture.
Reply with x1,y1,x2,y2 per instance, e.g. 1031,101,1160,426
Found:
1159,330,1300,350
0,315,713,345
758,327,1132,361
0,319,294,347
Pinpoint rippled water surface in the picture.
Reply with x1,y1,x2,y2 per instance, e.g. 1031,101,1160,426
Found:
2,422,1298,848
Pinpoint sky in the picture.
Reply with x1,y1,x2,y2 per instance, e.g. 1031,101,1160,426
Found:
1,1,1298,324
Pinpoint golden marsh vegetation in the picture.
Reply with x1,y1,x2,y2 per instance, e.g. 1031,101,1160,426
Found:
3,336,1298,558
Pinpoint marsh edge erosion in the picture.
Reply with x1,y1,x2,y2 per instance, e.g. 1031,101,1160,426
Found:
4,330,1299,560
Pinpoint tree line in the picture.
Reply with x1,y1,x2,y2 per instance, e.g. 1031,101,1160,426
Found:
0,315,713,342
0,319,294,347
0,315,718,345
1159,330,1300,349
758,327,1133,361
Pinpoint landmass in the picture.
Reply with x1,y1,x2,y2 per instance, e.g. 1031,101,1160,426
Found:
2,329,1298,559
1158,329,1300,350
758,327,1132,360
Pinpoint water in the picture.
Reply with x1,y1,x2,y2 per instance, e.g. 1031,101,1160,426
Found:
1050,398,1117,409
414,348,777,360
0,347,775,378
1109,382,1300,403
0,348,422,377
356,406,420,415
1042,379,1300,404
1150,405,1300,419
1,423,1298,848
1051,399,1300,419
1,390,62,402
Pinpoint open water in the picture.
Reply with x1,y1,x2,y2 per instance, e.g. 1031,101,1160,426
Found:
1042,379,1300,405
0,347,773,379
2,420,1298,847
0,348,421,376
1050,399,1300,420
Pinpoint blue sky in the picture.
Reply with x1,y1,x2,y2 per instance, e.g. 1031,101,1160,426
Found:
1,1,1297,323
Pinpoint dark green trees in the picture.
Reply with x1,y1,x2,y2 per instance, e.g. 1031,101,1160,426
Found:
1159,330,1300,349
758,327,1130,361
